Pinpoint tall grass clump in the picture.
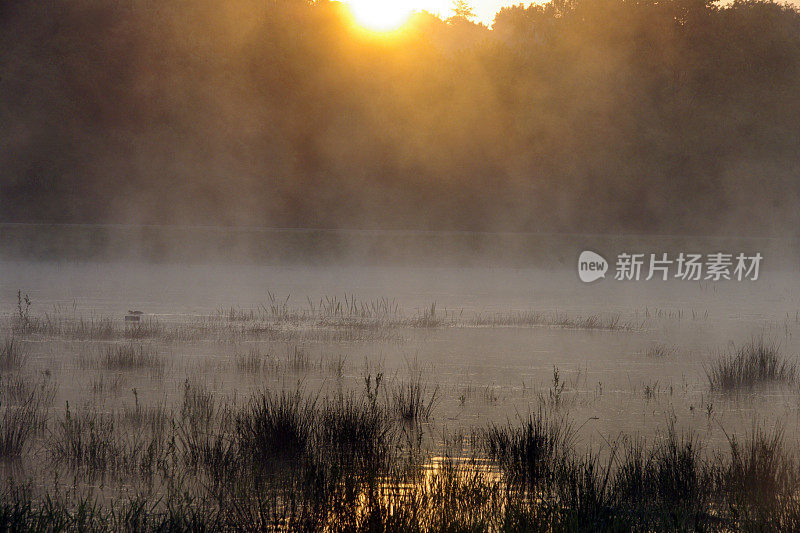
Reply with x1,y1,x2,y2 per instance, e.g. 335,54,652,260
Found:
102,343,163,370
610,427,711,529
646,343,677,358
715,425,800,529
706,337,796,391
237,389,316,462
556,453,615,529
483,410,573,494
393,372,440,422
317,392,395,470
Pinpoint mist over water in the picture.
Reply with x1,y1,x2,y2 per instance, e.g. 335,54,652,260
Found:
3,0,800,236
4,0,800,529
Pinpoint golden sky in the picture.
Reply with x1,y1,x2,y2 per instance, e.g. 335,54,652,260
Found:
346,0,520,29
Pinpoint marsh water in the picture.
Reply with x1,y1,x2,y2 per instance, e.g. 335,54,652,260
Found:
4,259,800,456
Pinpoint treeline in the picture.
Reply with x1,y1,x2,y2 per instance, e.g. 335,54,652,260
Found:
1,0,799,235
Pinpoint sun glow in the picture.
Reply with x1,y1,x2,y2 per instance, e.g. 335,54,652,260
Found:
346,0,414,32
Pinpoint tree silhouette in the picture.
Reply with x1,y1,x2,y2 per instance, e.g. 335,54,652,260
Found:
452,0,476,20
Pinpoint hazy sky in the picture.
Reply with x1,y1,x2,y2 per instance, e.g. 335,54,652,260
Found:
426,0,519,24
364,0,526,25
473,0,521,23
395,0,800,25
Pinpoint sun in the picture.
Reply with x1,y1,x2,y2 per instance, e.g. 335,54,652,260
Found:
346,0,414,32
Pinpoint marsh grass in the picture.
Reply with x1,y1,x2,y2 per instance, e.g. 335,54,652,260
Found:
90,374,125,395
51,407,118,472
482,384,499,404
0,336,26,370
385,455,505,530
6,381,800,530
235,348,263,373
51,401,173,478
393,372,440,422
411,302,441,328
0,485,222,531
287,346,310,372
6,294,800,530
225,294,408,329
212,296,642,333
713,424,800,529
15,287,800,530
483,409,573,493
8,299,646,350
315,295,400,320
0,375,55,458
11,306,204,343
474,311,638,331
609,427,711,529
646,343,677,358
327,353,348,378
706,337,796,391
317,392,396,469
123,317,164,339
557,452,616,529
237,389,316,461
21,310,116,340
483,417,715,530
176,380,239,479
538,366,571,409
232,347,317,374
102,343,163,370
120,394,170,434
